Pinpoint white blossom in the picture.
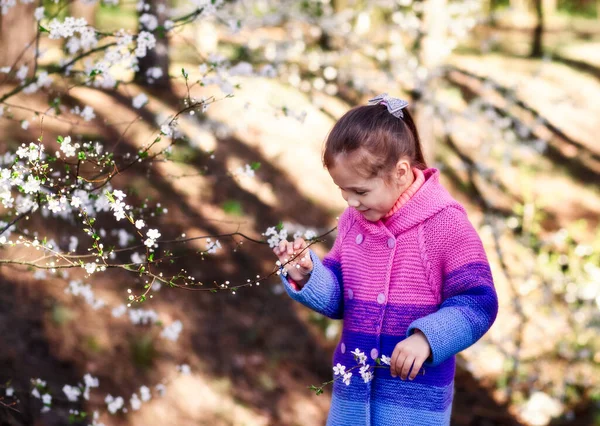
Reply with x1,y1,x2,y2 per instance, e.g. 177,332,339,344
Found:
84,262,97,274
147,228,160,240
1,0,17,15
139,385,151,402
263,225,288,248
177,364,191,375
342,372,352,385
63,385,81,402
135,219,145,229
260,64,277,78
22,175,41,194
132,93,148,109
70,196,81,208
128,308,158,325
66,280,105,310
135,31,156,58
234,164,255,178
146,67,163,81
381,355,391,365
351,348,367,365
5,387,14,397
34,6,44,20
304,229,317,240
205,238,222,254
83,373,99,399
333,363,345,376
130,393,141,410
105,394,124,414
139,13,158,30
36,71,52,88
160,124,172,136
60,136,79,157
80,106,95,121
16,65,28,80
130,252,145,264
48,17,88,39
155,383,166,396
161,320,182,341
112,304,127,318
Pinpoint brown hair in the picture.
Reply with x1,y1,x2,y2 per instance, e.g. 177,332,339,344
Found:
322,104,426,183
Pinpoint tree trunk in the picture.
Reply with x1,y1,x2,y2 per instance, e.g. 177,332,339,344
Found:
542,0,556,17
332,0,348,12
414,0,448,165
488,0,498,26
135,0,170,88
530,0,544,57
509,0,529,14
69,0,97,27
0,3,36,75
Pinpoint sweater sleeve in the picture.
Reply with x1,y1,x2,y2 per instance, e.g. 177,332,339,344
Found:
279,209,353,320
407,206,498,367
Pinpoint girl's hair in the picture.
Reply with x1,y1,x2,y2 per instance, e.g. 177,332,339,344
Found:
323,104,427,182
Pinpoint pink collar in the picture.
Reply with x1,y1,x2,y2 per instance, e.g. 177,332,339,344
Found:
383,167,425,219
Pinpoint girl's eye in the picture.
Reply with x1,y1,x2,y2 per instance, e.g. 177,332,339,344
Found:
355,191,367,196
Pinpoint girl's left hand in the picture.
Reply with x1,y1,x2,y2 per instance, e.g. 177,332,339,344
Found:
390,330,431,380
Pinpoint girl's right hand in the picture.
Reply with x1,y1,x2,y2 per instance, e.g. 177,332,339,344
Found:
273,238,314,288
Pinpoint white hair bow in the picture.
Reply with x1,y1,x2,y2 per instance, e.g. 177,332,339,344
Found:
367,93,409,119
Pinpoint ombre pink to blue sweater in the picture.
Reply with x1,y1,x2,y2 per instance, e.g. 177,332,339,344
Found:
280,168,498,426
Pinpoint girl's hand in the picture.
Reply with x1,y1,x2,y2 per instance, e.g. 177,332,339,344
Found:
273,238,314,288
390,330,431,380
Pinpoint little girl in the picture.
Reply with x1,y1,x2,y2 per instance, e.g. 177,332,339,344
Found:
273,94,498,426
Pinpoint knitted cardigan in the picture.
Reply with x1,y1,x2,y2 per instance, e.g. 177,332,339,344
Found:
280,168,498,426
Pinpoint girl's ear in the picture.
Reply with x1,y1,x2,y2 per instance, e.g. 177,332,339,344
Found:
395,158,411,184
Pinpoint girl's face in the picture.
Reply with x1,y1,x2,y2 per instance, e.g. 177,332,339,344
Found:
328,151,413,222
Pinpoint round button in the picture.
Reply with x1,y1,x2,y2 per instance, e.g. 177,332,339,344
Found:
387,238,395,249
377,293,385,304
347,288,354,300
355,234,364,245
341,343,346,354
370,348,379,360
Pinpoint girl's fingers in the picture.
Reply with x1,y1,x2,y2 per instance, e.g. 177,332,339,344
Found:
400,355,415,380
392,351,406,378
278,240,287,254
408,357,425,381
390,346,400,377
294,238,305,250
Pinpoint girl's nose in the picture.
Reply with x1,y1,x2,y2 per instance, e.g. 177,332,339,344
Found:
347,198,360,208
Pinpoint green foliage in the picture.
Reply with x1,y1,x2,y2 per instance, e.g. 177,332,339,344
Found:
51,304,74,326
221,200,244,216
96,3,138,31
557,0,598,18
85,336,103,354
130,333,156,370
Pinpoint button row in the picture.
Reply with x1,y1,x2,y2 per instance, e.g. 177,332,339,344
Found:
354,234,396,249
339,343,380,360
